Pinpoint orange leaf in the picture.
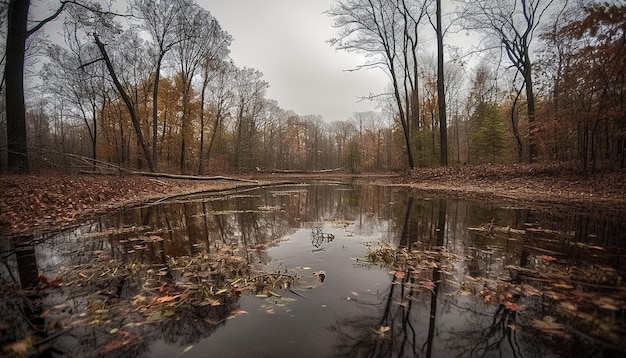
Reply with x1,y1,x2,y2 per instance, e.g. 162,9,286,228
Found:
47,276,63,288
152,295,178,305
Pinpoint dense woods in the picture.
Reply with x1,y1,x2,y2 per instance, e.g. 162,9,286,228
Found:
0,0,624,175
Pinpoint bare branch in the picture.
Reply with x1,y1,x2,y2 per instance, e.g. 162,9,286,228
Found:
27,0,130,37
77,56,103,69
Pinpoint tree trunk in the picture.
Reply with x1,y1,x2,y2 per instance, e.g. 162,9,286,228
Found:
436,0,448,167
5,0,30,172
198,68,210,175
94,34,156,172
151,53,166,172
524,58,537,163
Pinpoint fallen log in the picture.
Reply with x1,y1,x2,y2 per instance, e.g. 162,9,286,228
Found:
130,170,259,183
258,167,346,174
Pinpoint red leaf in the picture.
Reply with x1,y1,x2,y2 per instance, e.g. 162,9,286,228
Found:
393,271,406,279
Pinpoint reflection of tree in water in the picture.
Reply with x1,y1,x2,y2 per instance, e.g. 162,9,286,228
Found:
445,301,522,357
330,199,448,358
3,185,374,356
145,298,239,346
330,256,443,357
0,188,288,356
5,185,623,356
0,244,246,357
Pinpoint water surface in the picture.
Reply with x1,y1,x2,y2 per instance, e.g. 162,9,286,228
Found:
1,182,624,357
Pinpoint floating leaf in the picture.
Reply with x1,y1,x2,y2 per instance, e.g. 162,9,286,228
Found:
593,297,620,311
180,345,194,355
228,309,249,320
521,284,542,296
5,339,31,355
419,280,436,291
559,301,577,313
532,316,569,337
503,301,524,311
150,310,164,321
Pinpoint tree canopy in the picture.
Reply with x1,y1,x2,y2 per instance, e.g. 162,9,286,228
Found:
0,0,624,174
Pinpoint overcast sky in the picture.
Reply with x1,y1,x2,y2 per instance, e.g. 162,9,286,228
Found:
198,0,390,122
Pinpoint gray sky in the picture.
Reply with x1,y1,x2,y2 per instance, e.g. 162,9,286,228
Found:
198,0,390,122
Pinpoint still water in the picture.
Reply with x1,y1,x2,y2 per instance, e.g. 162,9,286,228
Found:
1,182,625,357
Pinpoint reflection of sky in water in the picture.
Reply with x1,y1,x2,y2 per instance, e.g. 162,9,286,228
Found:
2,183,624,357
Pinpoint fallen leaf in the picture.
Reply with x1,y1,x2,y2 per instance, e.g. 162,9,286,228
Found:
152,295,178,305
148,235,164,242
215,288,228,295
539,255,557,261
227,309,248,319
593,297,620,311
503,301,524,311
47,276,63,288
180,345,194,355
521,284,542,296
559,301,577,313
552,282,574,290
5,339,31,355
531,316,569,337
419,280,436,291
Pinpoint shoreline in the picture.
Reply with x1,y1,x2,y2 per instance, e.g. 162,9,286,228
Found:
2,164,625,238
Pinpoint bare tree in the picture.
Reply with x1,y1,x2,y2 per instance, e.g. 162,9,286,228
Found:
172,2,230,173
459,0,563,162
93,33,156,172
3,0,118,172
328,0,432,170
435,0,448,166
232,67,267,170
204,60,234,172
131,0,184,172
41,4,112,169
196,23,232,174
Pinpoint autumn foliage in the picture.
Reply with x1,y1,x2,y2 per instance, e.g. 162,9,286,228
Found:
538,4,626,172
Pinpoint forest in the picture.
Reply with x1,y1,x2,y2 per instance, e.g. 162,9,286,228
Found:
0,0,624,175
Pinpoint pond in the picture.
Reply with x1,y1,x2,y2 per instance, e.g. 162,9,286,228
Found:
1,182,625,357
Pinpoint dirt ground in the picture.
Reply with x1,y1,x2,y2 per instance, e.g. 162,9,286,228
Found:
1,163,625,238
384,163,626,213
